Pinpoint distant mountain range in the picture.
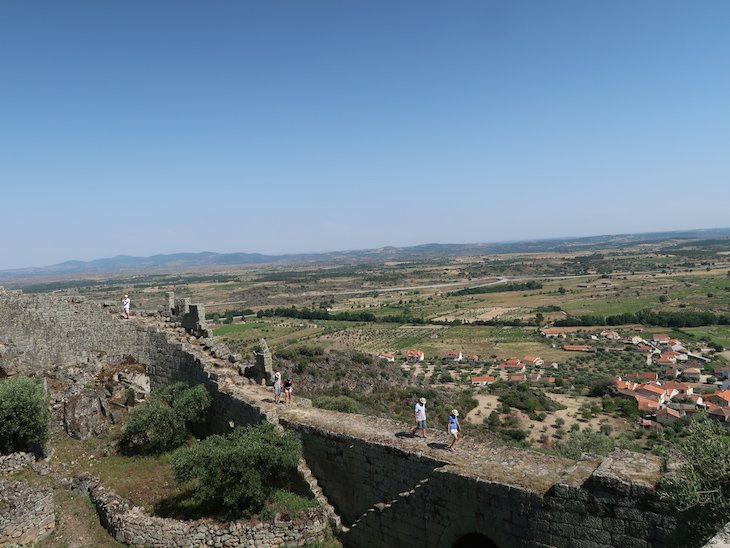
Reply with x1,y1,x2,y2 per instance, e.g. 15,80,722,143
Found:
1,227,729,282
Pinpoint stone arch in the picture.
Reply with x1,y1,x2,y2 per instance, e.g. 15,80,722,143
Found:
436,515,508,548
452,532,500,548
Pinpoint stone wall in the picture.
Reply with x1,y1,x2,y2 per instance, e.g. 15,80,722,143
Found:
282,420,677,548
72,475,329,547
0,452,34,475
0,480,55,545
0,291,687,547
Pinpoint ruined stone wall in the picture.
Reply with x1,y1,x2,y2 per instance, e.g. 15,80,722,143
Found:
0,452,34,476
0,291,683,548
76,476,329,547
0,480,55,545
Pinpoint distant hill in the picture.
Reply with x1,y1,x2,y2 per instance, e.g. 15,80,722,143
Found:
1,227,728,282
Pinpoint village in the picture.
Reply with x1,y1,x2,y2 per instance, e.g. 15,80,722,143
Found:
377,325,726,434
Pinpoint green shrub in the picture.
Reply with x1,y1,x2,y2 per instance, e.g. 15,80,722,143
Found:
120,401,186,455
0,377,49,454
312,395,361,414
155,383,211,426
659,414,730,543
554,429,615,460
171,422,302,517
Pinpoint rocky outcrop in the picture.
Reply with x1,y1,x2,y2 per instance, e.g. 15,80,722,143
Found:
63,389,115,440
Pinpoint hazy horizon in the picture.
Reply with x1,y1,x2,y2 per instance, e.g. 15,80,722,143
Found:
2,1,729,270
2,225,728,272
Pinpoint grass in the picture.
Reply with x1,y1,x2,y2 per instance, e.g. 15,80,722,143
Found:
684,325,730,348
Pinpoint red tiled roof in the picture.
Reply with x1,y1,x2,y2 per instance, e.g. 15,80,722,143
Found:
638,384,665,396
471,375,496,383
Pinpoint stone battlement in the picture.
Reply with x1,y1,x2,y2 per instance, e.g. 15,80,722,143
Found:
0,291,680,547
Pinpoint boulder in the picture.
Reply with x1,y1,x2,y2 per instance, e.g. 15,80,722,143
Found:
63,389,113,440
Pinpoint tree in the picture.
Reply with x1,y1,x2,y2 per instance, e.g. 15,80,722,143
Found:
554,429,615,460
120,401,186,455
171,422,302,517
0,377,49,454
120,382,210,455
659,414,730,543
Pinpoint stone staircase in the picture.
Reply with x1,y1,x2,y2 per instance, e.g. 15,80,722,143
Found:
347,476,430,531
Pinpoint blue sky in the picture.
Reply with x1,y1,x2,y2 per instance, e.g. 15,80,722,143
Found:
1,1,729,270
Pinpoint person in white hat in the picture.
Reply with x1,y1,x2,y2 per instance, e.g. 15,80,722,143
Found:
411,397,428,438
273,372,282,404
448,409,461,451
121,294,131,319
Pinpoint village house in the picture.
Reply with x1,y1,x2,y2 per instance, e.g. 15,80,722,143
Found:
600,330,620,340
680,367,701,381
445,350,463,362
563,344,592,352
635,396,661,413
470,375,496,387
667,339,687,352
635,383,667,404
626,372,659,382
663,381,693,399
499,359,526,373
627,335,644,345
656,407,683,424
508,374,526,383
522,355,544,366
377,353,396,362
707,390,730,407
405,349,425,362
708,405,730,426
652,334,671,345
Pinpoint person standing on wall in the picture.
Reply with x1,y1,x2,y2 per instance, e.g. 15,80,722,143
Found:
284,376,293,405
411,397,427,438
447,409,461,451
121,294,131,319
273,372,282,405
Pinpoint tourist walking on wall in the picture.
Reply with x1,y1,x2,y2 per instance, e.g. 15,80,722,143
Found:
448,409,460,451
273,372,282,404
284,376,293,405
411,397,427,438
121,294,131,319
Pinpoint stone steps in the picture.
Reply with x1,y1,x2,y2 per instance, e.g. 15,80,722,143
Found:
348,477,430,531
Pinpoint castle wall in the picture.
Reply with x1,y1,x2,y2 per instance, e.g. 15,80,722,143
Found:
0,291,682,548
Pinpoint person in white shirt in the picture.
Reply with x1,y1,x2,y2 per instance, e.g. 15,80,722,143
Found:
121,295,131,319
411,397,427,438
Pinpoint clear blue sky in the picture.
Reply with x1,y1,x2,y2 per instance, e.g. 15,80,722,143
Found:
1,1,729,270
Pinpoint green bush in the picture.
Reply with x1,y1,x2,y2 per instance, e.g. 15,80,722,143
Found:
0,377,49,454
554,429,615,460
171,422,302,517
155,383,211,426
659,414,730,542
120,401,186,455
120,383,212,455
312,395,361,414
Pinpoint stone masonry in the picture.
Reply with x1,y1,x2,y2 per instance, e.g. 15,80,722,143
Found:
72,474,329,547
0,290,692,547
0,479,55,545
